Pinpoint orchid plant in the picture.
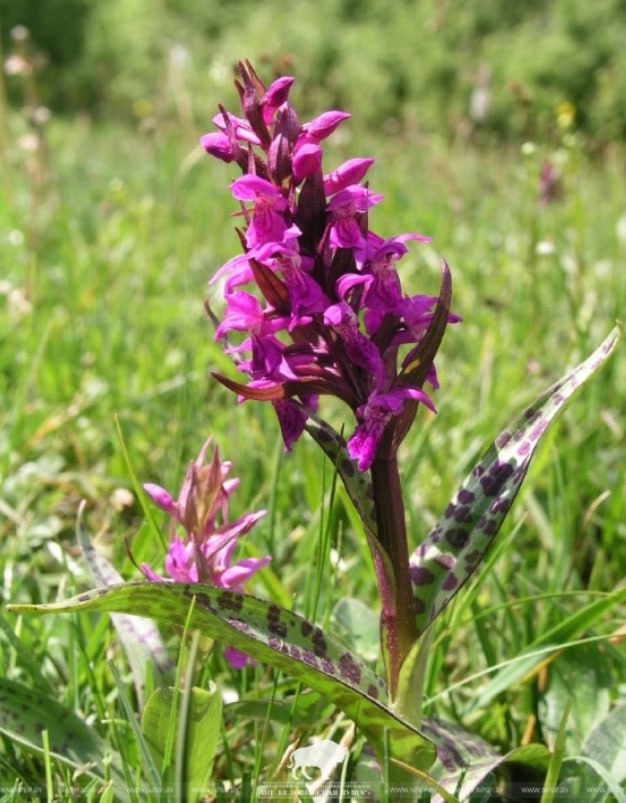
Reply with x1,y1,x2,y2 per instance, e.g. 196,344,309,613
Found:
9,61,620,797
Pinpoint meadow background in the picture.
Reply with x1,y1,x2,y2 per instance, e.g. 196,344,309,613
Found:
0,0,625,799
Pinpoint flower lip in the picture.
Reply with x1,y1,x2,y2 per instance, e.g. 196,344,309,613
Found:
212,111,261,146
230,175,286,204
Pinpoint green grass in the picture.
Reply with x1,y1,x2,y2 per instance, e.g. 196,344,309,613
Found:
0,103,624,801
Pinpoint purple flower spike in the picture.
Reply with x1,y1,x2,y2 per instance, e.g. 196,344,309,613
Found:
202,63,456,471
142,438,269,668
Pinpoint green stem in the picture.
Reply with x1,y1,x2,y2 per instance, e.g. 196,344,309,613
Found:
370,455,418,700
395,627,433,727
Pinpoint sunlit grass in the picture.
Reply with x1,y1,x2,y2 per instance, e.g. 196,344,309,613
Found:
1,110,624,799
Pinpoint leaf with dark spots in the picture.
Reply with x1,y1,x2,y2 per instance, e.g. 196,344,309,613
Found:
218,590,244,612
303,415,400,641
8,582,435,773
409,325,620,636
425,719,549,803
0,677,126,796
304,413,377,538
410,566,435,585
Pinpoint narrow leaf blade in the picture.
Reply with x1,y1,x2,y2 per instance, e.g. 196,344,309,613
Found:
409,325,621,635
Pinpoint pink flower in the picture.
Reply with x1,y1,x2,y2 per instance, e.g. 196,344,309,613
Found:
202,63,455,471
324,302,385,385
142,438,270,668
323,158,375,196
230,175,288,249
302,110,351,142
348,388,436,471
260,76,295,123
292,142,323,180
200,131,235,163
327,186,384,266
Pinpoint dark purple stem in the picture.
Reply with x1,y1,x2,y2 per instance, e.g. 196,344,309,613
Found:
370,454,418,699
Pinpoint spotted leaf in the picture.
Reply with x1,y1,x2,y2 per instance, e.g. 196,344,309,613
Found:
409,324,620,635
423,719,549,802
305,413,377,538
0,676,127,798
8,582,436,773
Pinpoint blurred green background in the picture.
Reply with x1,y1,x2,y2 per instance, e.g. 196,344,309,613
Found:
2,0,626,142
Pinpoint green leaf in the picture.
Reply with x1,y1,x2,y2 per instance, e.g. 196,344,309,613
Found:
409,324,621,635
77,505,174,708
562,754,626,803
581,703,626,785
304,415,398,651
141,685,222,800
8,582,436,774
0,610,56,697
537,645,612,755
331,597,380,663
226,692,334,727
541,698,571,803
0,676,127,799
108,659,163,796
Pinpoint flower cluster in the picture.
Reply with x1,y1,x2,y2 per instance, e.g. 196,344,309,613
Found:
203,61,452,471
142,438,270,667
